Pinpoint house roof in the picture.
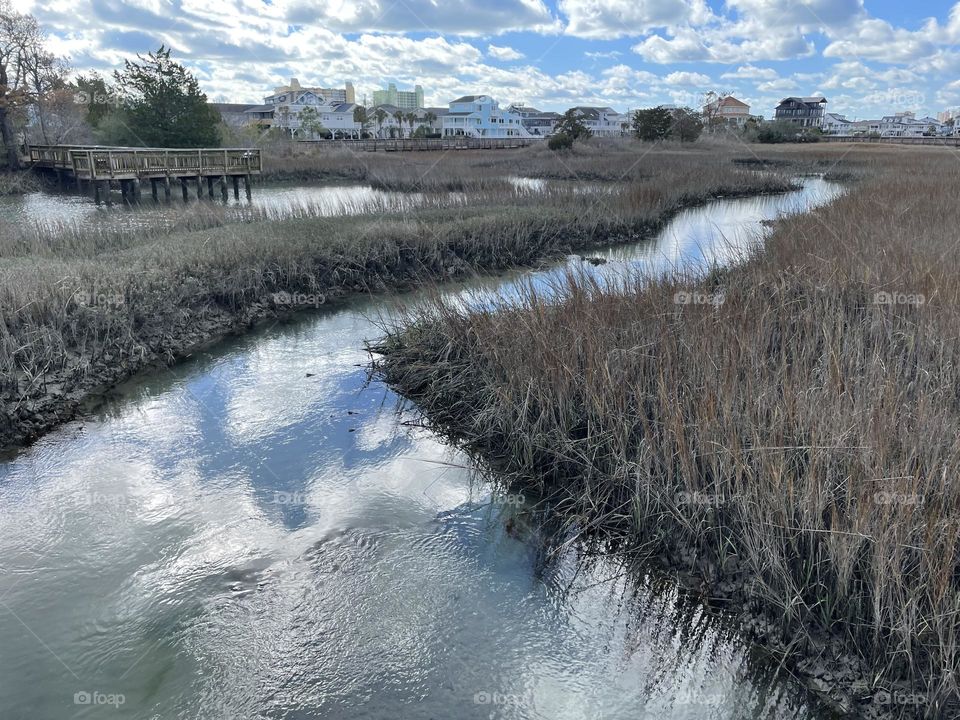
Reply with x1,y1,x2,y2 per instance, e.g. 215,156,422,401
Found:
210,103,257,113
332,103,358,113
825,113,850,122
445,111,474,116
571,106,617,118
243,104,275,113
776,96,827,111
451,95,486,103
717,96,749,108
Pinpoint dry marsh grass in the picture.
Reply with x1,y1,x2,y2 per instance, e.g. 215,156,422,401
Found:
374,147,960,717
0,144,792,448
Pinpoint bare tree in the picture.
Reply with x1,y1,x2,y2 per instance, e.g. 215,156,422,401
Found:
0,2,68,165
21,42,71,144
0,0,33,168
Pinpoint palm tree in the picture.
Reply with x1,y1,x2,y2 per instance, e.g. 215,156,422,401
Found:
393,110,404,138
353,105,369,139
405,111,416,137
374,108,387,138
424,111,437,136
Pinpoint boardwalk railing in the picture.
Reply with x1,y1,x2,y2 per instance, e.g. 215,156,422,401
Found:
28,145,262,180
821,136,960,147
295,137,538,152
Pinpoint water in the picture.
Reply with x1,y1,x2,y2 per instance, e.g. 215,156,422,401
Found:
0,179,843,720
0,183,426,230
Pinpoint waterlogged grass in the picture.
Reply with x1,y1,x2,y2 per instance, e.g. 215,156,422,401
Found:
374,147,960,717
0,170,41,196
0,144,792,447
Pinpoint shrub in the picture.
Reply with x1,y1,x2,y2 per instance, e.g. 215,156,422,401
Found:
548,133,574,152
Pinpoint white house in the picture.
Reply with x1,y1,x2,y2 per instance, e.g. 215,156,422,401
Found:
507,104,561,136
879,112,944,137
248,79,362,138
570,106,629,136
822,112,853,135
441,95,532,138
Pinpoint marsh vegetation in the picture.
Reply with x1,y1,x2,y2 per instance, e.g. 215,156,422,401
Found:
375,144,960,718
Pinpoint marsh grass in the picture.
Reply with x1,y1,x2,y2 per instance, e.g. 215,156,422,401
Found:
0,144,793,447
374,147,960,716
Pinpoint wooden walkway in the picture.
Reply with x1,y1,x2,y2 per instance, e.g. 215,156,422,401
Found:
821,136,960,147
295,137,537,152
28,145,262,204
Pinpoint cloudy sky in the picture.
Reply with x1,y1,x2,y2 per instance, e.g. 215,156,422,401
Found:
12,0,960,119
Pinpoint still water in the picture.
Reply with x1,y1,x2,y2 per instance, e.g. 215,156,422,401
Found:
0,183,426,229
0,179,843,719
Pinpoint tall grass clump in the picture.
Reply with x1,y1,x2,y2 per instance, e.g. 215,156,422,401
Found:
374,148,960,717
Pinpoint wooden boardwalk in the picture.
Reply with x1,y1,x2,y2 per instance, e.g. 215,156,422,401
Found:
820,136,960,147
28,145,262,204
295,137,537,152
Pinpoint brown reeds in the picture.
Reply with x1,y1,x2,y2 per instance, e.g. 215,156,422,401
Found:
374,146,960,717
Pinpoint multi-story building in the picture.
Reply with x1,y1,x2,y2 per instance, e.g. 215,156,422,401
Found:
372,83,424,110
774,96,828,128
441,95,532,138
569,106,628,137
702,95,752,128
507,104,562,136
245,78,361,138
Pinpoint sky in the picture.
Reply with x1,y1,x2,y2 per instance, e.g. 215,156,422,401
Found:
12,0,960,119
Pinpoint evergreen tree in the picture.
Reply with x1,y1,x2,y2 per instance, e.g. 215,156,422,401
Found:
632,106,673,141
554,109,592,141
108,46,220,147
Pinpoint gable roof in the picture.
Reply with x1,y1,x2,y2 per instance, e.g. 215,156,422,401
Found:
451,95,488,103
717,96,749,108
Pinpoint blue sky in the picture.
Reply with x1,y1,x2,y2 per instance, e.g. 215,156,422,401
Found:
14,0,960,119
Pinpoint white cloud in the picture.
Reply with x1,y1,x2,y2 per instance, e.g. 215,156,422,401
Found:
720,65,779,81
559,0,712,39
664,70,711,85
487,44,525,61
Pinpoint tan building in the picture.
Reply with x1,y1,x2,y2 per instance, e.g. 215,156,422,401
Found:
702,95,752,128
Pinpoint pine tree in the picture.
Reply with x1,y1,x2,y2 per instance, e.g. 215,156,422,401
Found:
108,46,220,148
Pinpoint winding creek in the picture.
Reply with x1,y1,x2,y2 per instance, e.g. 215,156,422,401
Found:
0,178,844,719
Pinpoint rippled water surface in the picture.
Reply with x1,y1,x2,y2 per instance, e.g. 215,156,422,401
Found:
0,179,843,719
